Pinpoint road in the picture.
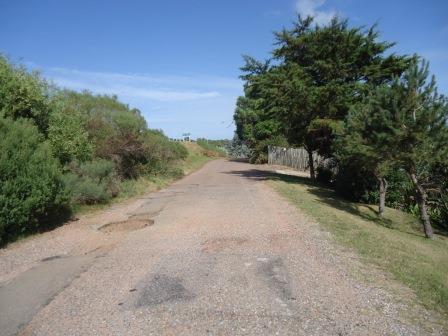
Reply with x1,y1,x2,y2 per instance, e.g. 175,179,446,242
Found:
0,160,440,335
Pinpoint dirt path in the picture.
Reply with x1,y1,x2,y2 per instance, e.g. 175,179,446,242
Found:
0,160,444,335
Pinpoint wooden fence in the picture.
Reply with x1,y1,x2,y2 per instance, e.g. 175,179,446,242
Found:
268,145,322,171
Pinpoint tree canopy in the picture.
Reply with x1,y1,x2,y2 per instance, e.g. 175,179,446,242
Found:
234,16,448,237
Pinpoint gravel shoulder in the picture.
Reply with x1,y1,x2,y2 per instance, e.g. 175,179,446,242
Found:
0,159,445,335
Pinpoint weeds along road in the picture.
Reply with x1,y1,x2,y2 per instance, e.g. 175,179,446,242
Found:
0,160,442,335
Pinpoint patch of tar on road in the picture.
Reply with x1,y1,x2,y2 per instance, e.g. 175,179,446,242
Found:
257,257,293,303
135,274,195,307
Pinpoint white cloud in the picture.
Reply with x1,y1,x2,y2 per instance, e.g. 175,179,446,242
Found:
296,0,337,25
44,67,242,102
29,65,243,139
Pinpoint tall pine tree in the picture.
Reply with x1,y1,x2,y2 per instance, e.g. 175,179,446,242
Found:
350,58,448,237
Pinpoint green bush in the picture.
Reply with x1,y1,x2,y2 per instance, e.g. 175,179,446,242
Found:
48,91,191,197
333,159,377,202
144,130,188,175
249,136,288,164
47,103,93,164
316,165,334,184
426,163,448,232
64,159,120,205
197,139,227,156
0,117,68,244
0,56,51,134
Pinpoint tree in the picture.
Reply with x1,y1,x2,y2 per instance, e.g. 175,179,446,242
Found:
353,58,448,237
259,63,319,176
234,56,286,163
338,99,395,216
271,16,410,175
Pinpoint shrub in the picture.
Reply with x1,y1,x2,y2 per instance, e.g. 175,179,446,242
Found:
48,107,93,164
0,56,51,134
333,159,377,202
64,159,120,205
54,90,150,178
426,163,448,232
144,130,188,175
316,165,334,184
197,139,227,157
0,117,68,244
249,135,288,164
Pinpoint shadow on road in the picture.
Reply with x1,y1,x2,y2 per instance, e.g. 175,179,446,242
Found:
227,158,250,163
225,167,400,232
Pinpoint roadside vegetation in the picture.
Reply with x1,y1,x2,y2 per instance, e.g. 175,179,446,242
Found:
73,141,216,215
196,138,228,157
0,56,220,246
234,15,448,238
268,174,448,316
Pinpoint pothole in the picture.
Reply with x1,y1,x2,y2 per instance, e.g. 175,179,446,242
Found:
98,218,154,233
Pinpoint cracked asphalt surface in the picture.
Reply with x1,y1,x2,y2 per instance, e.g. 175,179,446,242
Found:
0,159,444,335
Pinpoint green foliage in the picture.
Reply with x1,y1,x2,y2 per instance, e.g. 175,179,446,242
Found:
250,135,288,164
235,15,409,167
50,91,188,180
272,16,409,151
0,55,52,134
370,168,413,208
196,139,228,156
226,136,251,158
428,163,448,231
234,15,448,236
305,118,343,157
55,90,149,178
233,56,287,163
380,59,448,172
51,91,189,181
0,57,219,245
48,104,93,164
64,159,119,205
0,117,68,244
144,130,188,174
344,58,448,235
333,159,378,201
344,58,448,175
316,165,334,184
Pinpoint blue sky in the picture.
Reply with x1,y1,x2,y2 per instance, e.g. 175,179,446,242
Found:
1,0,447,139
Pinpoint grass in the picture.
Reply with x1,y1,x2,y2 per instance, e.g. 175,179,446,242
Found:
196,139,227,157
182,141,217,174
264,172,448,316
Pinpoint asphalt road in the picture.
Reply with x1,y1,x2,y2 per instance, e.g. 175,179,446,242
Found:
0,160,440,335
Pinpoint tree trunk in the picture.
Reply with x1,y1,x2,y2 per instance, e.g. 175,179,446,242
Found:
307,149,315,180
378,177,388,216
409,171,434,238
